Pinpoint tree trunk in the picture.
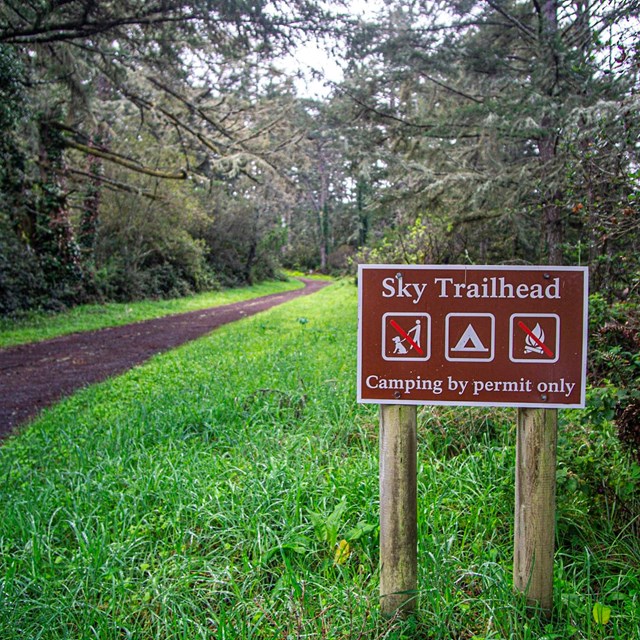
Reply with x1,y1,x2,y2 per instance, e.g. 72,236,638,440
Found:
320,201,330,271
37,118,82,280
543,201,563,266
538,0,563,266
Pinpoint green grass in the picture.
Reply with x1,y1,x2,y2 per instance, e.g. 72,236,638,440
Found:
282,268,336,281
0,281,638,638
0,278,304,348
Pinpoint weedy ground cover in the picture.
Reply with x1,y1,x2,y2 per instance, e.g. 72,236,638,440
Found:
0,278,303,348
0,281,638,638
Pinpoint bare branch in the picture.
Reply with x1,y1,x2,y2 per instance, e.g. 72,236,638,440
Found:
60,136,188,180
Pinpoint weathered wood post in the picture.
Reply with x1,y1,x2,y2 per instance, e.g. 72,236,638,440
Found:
379,404,418,617
513,407,558,615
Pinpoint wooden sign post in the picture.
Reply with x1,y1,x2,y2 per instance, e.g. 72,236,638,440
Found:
513,407,558,614
357,265,587,618
379,404,418,617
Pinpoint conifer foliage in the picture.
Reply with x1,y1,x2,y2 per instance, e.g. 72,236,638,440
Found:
341,0,639,285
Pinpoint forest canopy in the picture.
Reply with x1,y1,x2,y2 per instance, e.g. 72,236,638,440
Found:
0,0,638,314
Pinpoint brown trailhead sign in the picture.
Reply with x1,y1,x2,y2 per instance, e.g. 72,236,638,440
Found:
357,265,588,408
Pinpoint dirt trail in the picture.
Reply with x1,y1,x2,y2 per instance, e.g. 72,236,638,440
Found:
0,279,329,438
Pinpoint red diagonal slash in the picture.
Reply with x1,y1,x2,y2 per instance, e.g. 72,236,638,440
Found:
390,319,424,356
517,321,554,358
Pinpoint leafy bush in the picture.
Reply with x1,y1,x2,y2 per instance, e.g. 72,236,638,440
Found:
588,294,640,389
93,190,216,301
0,210,85,315
617,399,640,464
588,293,640,462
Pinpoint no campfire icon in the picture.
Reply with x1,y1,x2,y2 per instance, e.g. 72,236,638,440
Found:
382,313,431,361
509,314,560,363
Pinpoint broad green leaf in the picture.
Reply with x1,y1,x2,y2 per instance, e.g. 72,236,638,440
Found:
344,521,376,542
593,602,612,625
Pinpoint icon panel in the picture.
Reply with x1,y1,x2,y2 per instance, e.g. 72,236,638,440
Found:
445,313,495,362
509,314,559,363
382,313,431,361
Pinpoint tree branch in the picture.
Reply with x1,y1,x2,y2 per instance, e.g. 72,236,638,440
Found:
418,71,484,104
146,76,238,144
118,85,228,157
0,13,191,44
67,168,162,199
483,0,537,41
60,137,188,180
336,84,484,138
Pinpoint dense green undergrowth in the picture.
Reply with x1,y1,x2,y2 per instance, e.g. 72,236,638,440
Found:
0,281,638,638
0,278,303,348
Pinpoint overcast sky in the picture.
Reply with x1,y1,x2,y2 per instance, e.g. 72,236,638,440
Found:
277,0,385,98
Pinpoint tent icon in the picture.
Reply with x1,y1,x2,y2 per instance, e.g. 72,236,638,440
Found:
451,324,489,352
445,313,495,362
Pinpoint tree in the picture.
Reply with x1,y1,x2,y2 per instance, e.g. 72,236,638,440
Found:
338,0,639,285
287,103,345,271
0,0,332,178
